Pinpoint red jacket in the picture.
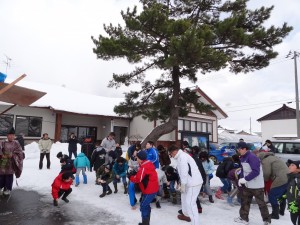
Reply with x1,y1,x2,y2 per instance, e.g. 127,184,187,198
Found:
51,173,73,199
130,160,159,194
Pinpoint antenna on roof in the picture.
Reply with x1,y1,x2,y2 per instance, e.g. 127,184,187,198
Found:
3,54,12,75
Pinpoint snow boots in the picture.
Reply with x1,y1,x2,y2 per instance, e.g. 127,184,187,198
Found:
209,195,214,203
270,205,279,219
156,196,161,208
138,217,150,225
83,174,87,184
114,183,118,193
124,183,128,194
75,175,80,187
215,188,224,200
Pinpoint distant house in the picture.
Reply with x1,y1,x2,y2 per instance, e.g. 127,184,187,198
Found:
257,104,298,141
0,81,227,148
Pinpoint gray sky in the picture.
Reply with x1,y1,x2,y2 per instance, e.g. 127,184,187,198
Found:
1,0,300,133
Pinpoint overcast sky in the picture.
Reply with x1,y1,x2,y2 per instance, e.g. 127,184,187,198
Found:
1,0,300,133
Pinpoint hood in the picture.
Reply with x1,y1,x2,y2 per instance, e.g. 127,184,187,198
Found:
258,151,274,160
77,152,86,157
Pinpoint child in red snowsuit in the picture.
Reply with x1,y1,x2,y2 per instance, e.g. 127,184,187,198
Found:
51,172,73,206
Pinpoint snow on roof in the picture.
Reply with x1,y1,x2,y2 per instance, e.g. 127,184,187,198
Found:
218,131,262,143
5,79,125,117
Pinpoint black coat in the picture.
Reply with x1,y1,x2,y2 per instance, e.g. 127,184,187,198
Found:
192,154,207,185
68,138,78,151
90,147,107,171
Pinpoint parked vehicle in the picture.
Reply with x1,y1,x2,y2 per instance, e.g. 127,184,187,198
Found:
209,143,236,164
272,139,300,162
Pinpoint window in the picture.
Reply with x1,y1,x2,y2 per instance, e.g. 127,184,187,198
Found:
184,120,190,131
0,114,13,136
196,122,201,132
178,120,183,131
61,125,97,142
191,121,196,132
15,116,42,137
202,122,207,132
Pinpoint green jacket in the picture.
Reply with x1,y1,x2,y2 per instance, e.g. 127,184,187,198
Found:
258,152,289,188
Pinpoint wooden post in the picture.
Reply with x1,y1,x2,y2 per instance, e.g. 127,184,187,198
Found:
0,74,26,96
55,113,62,142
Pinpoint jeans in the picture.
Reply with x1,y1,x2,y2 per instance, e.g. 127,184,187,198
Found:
169,180,176,193
113,176,127,184
220,178,232,193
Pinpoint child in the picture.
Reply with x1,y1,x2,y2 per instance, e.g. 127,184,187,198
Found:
98,164,113,198
112,157,128,194
52,172,73,206
73,152,90,187
165,166,180,204
286,160,300,225
129,150,159,225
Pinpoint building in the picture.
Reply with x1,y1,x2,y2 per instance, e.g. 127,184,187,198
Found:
0,80,227,148
257,104,298,141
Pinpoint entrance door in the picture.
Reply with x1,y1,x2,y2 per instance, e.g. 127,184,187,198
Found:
113,126,128,145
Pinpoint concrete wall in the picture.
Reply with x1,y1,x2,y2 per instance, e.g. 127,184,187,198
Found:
261,119,296,141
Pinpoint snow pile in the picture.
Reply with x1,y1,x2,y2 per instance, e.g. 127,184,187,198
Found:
15,143,290,225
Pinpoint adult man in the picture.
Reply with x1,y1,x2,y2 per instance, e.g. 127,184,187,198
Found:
101,132,116,163
234,142,271,225
0,127,23,196
258,151,289,219
145,141,159,169
168,145,203,225
67,133,78,159
38,133,53,169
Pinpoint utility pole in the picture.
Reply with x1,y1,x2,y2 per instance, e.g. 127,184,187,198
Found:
287,51,300,138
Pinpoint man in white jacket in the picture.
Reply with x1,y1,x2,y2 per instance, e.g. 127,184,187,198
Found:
168,145,203,225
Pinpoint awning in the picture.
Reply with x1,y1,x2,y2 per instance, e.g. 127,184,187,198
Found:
0,74,46,115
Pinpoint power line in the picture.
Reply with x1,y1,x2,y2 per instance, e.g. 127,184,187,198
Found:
223,98,294,109
226,102,293,113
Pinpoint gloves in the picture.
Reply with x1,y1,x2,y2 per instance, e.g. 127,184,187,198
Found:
53,199,58,206
238,178,247,187
180,184,186,193
127,170,137,179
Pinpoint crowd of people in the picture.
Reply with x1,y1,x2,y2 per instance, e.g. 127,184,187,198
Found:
0,129,300,225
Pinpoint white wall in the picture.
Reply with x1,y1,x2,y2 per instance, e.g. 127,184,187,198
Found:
261,119,296,141
0,105,55,139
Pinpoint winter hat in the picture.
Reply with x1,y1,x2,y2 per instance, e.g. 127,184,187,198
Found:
137,150,147,160
60,158,66,163
7,127,15,135
288,159,300,168
56,152,63,158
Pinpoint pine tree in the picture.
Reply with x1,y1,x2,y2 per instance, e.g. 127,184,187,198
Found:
92,0,292,145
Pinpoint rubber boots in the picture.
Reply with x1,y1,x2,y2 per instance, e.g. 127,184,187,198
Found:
215,188,224,200
279,199,286,216
123,182,128,194
75,175,80,187
83,174,87,184
138,217,150,225
114,183,118,193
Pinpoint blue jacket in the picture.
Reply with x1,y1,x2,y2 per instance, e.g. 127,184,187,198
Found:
113,161,128,177
146,147,159,169
74,153,90,169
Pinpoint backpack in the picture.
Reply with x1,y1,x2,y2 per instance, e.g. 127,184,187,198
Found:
216,162,226,178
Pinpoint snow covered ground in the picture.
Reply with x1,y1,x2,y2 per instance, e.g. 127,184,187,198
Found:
16,142,291,225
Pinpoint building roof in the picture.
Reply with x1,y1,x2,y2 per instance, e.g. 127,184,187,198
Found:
1,80,227,120
195,87,228,119
257,104,296,121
